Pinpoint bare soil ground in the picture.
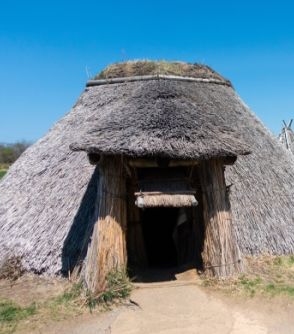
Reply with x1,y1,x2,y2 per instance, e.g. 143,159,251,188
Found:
1,268,294,334
0,274,69,306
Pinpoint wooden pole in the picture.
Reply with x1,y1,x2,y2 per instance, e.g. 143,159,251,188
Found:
84,156,127,293
126,167,147,267
127,197,147,267
199,159,242,277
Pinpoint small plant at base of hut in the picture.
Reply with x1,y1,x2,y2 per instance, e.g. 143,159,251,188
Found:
86,269,132,311
0,257,25,281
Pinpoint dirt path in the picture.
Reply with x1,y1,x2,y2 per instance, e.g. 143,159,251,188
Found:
29,280,294,334
111,282,268,334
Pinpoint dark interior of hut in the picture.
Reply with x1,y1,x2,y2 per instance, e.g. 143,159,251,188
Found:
141,207,178,268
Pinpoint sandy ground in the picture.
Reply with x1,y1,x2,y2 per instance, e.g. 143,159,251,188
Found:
109,281,294,334
2,272,294,333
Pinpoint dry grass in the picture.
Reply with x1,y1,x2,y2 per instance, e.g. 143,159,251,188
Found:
202,255,294,298
95,60,226,82
0,257,25,281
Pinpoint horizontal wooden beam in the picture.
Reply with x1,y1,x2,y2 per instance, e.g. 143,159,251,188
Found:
86,75,230,87
135,190,196,196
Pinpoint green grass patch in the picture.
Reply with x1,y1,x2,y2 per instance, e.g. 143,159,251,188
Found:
0,299,36,333
44,282,84,321
202,256,294,299
238,276,262,296
53,282,83,305
237,256,294,298
0,300,36,322
265,283,294,297
0,170,7,179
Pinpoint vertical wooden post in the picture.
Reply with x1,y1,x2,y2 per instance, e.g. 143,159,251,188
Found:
199,159,242,277
84,156,127,293
126,166,147,267
127,199,147,267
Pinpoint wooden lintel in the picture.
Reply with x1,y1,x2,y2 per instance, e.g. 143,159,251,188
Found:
135,190,196,196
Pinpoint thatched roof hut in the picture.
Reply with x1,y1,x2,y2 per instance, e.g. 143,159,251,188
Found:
0,61,294,289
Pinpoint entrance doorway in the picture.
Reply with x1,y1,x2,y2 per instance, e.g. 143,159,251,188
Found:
126,164,205,281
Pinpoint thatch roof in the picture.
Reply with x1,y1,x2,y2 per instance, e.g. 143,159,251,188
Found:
0,61,294,275
70,75,249,160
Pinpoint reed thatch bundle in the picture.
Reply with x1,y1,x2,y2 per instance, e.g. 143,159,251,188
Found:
135,193,197,208
0,61,293,275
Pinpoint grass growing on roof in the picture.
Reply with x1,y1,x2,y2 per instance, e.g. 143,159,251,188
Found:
95,60,226,81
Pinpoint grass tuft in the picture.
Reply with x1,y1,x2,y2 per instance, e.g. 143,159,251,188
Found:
54,282,83,305
86,269,132,310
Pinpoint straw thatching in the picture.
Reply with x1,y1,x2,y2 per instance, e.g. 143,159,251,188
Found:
135,193,198,208
0,61,294,276
71,78,249,159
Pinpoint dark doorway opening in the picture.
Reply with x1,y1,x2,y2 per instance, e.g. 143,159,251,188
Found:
141,207,178,268
126,165,205,282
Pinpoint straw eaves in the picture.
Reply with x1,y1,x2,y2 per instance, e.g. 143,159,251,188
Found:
70,78,250,159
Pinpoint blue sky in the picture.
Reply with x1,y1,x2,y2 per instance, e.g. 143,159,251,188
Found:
0,0,293,143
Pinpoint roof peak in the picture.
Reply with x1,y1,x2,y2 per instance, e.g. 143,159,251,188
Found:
95,60,230,85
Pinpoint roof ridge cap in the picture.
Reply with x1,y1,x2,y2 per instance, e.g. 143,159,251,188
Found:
86,74,232,87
